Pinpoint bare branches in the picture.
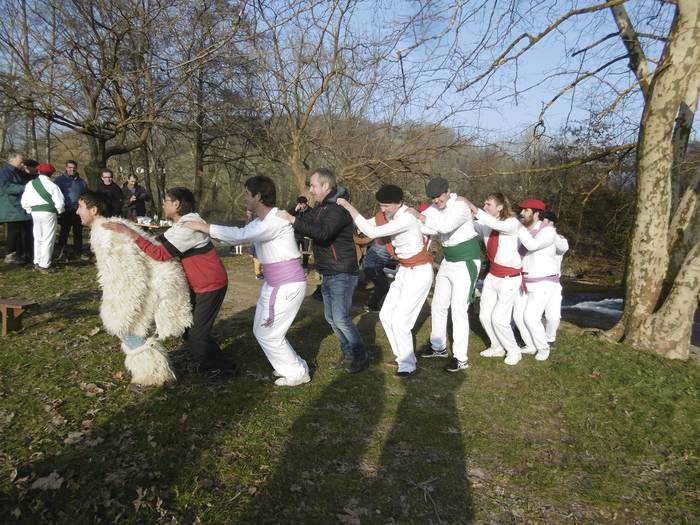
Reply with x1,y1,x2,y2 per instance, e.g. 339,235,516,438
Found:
610,4,651,98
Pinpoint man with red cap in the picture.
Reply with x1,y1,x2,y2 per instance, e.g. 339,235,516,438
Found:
20,163,65,272
513,198,558,361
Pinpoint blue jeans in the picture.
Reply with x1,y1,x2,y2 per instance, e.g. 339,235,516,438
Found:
322,273,365,361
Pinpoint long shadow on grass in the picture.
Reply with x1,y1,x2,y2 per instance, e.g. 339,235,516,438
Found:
0,301,329,523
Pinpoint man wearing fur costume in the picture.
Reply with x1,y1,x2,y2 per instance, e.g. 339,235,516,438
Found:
103,187,235,382
76,191,191,386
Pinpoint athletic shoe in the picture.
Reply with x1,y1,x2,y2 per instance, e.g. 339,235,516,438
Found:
520,346,537,355
206,368,237,384
274,373,311,386
535,349,550,361
418,343,448,358
480,347,506,358
445,358,468,372
395,369,416,378
504,351,522,366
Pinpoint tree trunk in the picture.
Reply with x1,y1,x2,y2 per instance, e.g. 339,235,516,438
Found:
607,1,700,359
85,137,108,188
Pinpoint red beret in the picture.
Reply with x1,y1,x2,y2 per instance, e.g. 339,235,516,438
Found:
37,163,56,175
518,199,546,211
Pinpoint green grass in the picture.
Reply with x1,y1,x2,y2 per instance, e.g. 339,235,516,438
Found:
0,258,698,524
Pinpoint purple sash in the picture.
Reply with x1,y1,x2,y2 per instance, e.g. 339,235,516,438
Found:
261,259,306,327
524,274,559,284
519,222,552,292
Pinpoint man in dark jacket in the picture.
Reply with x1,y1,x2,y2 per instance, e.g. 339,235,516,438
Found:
122,174,151,219
95,169,124,217
277,168,368,374
54,159,88,258
0,151,32,264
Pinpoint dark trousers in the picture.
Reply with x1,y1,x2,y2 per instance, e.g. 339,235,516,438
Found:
365,266,390,310
6,220,33,259
57,212,83,253
186,286,233,372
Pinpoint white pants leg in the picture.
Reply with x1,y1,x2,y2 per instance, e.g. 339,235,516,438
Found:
544,283,563,343
430,259,479,362
522,281,558,350
513,288,536,351
479,274,520,353
380,263,433,373
253,281,309,380
31,212,58,268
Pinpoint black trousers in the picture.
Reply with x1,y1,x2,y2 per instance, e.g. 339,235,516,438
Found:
365,266,390,310
57,212,83,253
6,220,32,259
186,286,233,372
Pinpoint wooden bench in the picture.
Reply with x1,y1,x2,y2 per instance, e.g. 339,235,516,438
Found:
1,299,37,336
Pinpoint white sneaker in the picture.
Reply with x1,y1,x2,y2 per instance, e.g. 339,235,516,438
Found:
480,347,506,358
535,349,550,361
274,373,311,387
504,351,522,366
520,346,537,355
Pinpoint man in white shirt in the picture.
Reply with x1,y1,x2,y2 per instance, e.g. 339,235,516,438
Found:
540,210,569,349
408,177,480,373
20,163,65,272
338,185,434,378
184,176,310,387
513,199,558,361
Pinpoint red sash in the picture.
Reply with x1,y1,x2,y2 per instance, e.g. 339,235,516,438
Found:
486,230,521,278
374,211,433,268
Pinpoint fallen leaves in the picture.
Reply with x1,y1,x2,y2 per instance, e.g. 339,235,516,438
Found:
80,382,104,397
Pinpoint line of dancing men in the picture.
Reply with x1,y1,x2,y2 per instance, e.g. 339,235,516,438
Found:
76,168,567,387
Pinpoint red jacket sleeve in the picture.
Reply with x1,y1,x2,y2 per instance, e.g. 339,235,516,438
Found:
136,236,176,261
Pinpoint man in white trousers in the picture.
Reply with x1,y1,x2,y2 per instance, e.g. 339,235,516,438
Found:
466,193,524,365
540,210,569,349
513,199,559,362
407,177,480,373
338,185,434,378
20,163,65,272
184,176,310,387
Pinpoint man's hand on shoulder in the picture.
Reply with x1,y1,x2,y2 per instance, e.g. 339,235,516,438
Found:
103,221,138,240
182,221,209,232
277,209,295,224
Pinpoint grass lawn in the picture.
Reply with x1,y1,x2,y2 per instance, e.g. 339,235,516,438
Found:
0,253,698,524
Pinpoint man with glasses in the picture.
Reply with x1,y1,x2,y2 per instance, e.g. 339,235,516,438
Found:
95,169,124,217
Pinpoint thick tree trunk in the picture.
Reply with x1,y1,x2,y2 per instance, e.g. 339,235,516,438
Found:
86,137,108,188
607,1,700,358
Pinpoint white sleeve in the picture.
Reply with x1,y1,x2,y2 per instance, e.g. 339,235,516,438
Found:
355,213,411,239
20,184,31,211
424,202,470,234
518,225,556,250
209,219,277,245
555,234,569,255
475,209,520,235
51,184,65,213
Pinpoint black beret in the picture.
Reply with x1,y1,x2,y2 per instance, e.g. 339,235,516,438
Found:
375,185,403,204
24,159,39,167
426,177,449,198
296,196,308,204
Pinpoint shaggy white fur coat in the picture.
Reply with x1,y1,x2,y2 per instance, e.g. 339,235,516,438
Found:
90,217,193,384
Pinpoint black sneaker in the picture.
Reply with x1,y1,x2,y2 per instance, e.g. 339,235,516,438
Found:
347,356,369,374
395,369,416,378
444,357,468,372
419,343,448,358
329,356,353,370
205,368,237,384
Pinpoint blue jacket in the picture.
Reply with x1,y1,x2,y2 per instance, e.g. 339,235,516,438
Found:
0,162,30,222
54,172,88,212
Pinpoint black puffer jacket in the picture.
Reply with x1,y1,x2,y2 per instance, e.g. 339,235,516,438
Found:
292,186,358,276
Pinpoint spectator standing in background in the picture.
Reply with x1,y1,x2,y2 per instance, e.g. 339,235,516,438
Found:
0,151,32,264
95,169,124,217
54,160,87,259
122,174,151,220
